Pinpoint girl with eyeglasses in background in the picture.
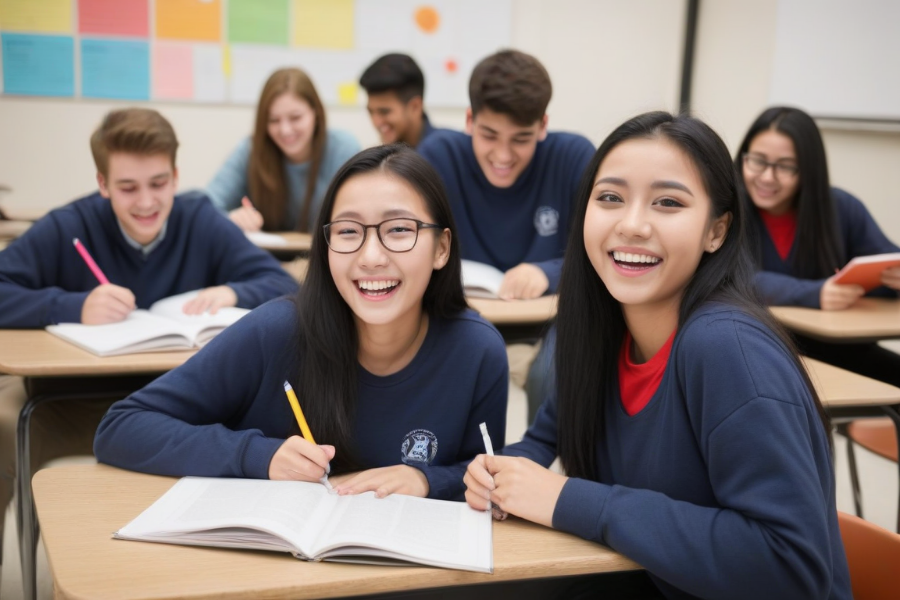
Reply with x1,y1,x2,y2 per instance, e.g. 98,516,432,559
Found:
464,112,851,599
736,106,900,387
95,145,508,500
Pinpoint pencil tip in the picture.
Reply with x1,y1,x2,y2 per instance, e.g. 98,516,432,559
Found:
283,381,291,392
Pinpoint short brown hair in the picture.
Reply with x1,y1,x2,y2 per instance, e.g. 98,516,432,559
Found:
90,108,179,178
468,49,552,126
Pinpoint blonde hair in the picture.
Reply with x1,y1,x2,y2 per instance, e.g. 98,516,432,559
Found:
90,108,178,178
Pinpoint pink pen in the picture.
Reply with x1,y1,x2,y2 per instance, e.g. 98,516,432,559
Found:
72,238,110,285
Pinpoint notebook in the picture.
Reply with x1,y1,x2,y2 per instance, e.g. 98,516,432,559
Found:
832,252,900,291
461,260,506,299
114,477,493,573
46,291,249,356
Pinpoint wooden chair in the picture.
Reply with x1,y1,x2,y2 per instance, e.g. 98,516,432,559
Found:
843,418,898,525
838,511,900,600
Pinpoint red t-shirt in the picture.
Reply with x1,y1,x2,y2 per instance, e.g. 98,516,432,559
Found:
758,208,797,261
618,330,676,416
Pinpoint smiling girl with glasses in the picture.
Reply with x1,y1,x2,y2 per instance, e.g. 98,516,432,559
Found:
95,145,508,501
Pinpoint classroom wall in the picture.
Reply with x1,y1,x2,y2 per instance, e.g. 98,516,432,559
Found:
692,0,900,243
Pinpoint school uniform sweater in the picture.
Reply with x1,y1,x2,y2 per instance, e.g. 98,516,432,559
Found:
418,130,594,293
0,191,298,328
752,187,900,307
205,129,360,232
94,298,509,501
505,304,851,600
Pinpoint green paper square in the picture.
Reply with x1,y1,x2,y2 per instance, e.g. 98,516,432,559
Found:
228,0,289,45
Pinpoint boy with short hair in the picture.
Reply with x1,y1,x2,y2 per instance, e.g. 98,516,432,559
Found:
359,53,446,148
418,49,595,299
0,108,298,541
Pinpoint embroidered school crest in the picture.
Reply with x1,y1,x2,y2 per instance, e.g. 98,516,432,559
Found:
400,429,438,465
533,206,559,237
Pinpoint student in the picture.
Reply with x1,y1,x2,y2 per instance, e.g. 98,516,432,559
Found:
359,53,446,148
464,112,851,599
418,49,594,300
207,68,360,233
736,106,900,386
95,145,508,501
0,108,299,548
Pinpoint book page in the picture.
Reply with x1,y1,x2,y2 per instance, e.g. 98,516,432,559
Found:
461,260,505,299
245,231,288,247
148,291,250,329
115,478,336,557
46,311,193,356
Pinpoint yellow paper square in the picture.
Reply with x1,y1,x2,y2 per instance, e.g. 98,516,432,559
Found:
0,0,71,33
338,81,358,105
293,0,353,49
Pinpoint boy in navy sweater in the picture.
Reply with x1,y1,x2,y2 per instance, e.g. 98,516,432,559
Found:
0,108,298,542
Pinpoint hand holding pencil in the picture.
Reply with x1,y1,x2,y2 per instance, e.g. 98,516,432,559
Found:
267,381,334,489
74,238,136,324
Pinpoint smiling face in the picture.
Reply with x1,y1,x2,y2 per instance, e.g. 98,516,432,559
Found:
584,137,729,319
743,128,800,216
466,107,547,188
97,152,177,246
267,92,317,163
327,171,450,333
366,92,422,145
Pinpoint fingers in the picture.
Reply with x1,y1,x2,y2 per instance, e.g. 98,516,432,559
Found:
881,266,900,290
497,264,549,300
821,278,865,311
82,284,136,324
332,465,428,498
230,204,263,232
268,437,333,481
463,455,495,510
181,286,238,315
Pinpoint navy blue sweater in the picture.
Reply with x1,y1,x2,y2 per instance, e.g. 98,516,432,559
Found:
752,187,900,307
94,299,509,501
419,130,594,293
506,304,851,599
0,191,298,327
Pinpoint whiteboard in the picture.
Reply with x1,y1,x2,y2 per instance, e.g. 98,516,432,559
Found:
769,0,900,122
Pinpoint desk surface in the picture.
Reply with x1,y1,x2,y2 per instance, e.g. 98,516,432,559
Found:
34,464,640,600
0,218,32,240
771,298,900,343
0,330,195,377
803,357,900,407
468,296,557,325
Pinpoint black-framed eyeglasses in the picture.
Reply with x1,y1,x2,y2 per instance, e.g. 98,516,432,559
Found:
323,218,443,254
743,153,799,178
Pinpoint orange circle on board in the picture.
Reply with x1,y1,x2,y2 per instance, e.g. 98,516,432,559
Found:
415,6,440,34
445,58,458,73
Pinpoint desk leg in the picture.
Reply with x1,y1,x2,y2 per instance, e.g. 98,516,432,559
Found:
16,391,131,600
883,404,900,534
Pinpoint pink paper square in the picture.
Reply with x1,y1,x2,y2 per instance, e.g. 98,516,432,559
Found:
153,43,193,99
79,0,149,37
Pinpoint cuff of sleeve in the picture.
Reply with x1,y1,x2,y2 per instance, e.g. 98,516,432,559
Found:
226,282,250,309
532,260,561,294
241,435,284,479
552,477,611,544
415,464,465,501
51,291,90,324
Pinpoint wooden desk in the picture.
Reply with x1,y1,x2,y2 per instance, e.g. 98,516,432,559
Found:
33,464,640,600
804,357,900,408
0,219,32,241
248,231,313,259
0,331,196,600
771,299,900,343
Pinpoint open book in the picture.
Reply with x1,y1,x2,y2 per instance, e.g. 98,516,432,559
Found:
245,231,288,247
46,291,249,356
461,260,506,299
114,477,493,573
832,252,900,291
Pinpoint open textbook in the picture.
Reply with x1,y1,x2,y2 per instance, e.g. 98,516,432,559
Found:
46,291,249,356
832,252,900,292
114,477,493,573
461,260,506,299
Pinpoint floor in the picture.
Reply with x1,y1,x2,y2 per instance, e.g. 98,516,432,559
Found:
1,383,897,600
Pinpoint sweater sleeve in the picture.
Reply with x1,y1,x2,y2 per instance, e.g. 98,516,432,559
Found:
197,201,299,307
552,320,841,599
530,258,563,294
0,215,90,327
754,270,826,308
94,302,290,478
206,138,252,213
416,330,509,500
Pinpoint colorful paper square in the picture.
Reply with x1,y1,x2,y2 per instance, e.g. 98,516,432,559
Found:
228,0,289,45
153,43,193,99
78,0,148,37
1,33,74,96
156,0,221,42
0,0,71,34
293,0,353,49
81,38,149,100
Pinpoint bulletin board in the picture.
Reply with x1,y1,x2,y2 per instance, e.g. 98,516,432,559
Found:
0,0,512,107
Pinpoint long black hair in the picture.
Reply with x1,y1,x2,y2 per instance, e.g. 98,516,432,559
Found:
734,106,845,278
556,111,830,480
291,144,467,472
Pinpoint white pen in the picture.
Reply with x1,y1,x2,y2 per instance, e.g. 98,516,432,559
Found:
478,422,508,520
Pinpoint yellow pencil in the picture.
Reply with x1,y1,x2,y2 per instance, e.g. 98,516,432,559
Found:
283,381,315,444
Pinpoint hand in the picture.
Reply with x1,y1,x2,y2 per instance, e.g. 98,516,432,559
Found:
182,286,238,315
881,266,900,291
268,436,335,481
464,454,567,528
820,275,865,310
497,263,549,300
81,284,136,324
331,465,429,498
228,197,263,232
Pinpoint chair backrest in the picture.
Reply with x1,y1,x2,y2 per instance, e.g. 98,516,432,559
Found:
838,511,900,600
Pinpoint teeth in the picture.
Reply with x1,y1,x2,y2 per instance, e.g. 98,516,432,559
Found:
357,280,399,291
612,251,660,264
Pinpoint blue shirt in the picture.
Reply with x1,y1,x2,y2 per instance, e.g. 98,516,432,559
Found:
0,191,298,328
752,187,900,307
507,304,851,599
206,129,360,232
94,299,509,501
419,130,595,293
